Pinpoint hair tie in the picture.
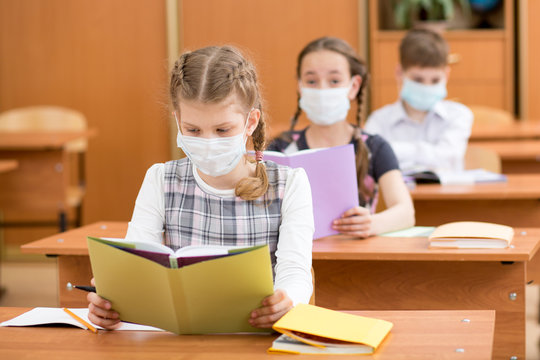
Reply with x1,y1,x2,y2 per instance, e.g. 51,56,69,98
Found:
255,151,264,162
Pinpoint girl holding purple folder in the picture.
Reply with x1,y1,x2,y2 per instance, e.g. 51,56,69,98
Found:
87,46,314,329
268,37,415,238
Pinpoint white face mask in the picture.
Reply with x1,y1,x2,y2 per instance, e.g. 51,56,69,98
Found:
299,83,352,126
174,110,251,177
400,77,447,111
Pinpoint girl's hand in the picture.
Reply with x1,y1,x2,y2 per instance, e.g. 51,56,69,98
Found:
249,289,293,328
87,278,121,329
332,206,373,238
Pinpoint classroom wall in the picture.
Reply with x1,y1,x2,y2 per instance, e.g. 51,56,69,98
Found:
0,0,170,229
526,0,540,119
179,0,364,137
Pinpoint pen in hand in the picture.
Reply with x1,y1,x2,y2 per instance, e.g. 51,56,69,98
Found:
66,282,96,292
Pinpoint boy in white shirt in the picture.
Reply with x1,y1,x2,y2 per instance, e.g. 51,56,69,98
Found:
365,28,473,173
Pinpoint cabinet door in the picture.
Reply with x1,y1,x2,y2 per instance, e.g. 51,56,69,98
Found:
447,38,504,82
370,34,507,111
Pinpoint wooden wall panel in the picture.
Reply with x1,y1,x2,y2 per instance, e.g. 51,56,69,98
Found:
180,0,360,137
527,0,540,119
0,0,170,227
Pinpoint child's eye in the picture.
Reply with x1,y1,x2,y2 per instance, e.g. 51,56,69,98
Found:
216,128,230,134
431,78,441,85
305,79,317,86
185,128,199,134
330,79,342,86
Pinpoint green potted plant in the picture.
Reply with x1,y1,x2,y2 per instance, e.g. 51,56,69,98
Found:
393,0,471,30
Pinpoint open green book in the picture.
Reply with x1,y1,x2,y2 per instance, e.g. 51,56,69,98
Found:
87,237,274,334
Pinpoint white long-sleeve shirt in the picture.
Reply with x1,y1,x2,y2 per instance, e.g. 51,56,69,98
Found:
365,100,473,172
125,162,314,305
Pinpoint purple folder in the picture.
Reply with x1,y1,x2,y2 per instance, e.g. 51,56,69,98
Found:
264,144,359,239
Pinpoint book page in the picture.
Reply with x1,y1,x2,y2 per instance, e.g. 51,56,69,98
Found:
0,308,163,331
429,221,514,241
90,237,175,255
174,245,234,257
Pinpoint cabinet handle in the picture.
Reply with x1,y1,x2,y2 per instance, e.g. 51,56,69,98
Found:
448,53,461,65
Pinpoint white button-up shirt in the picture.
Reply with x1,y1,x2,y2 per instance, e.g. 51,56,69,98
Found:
365,100,473,172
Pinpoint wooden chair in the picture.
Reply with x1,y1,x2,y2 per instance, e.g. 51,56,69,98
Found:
0,106,88,231
468,105,514,126
464,145,502,173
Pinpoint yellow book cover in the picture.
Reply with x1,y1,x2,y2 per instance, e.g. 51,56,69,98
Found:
428,221,514,249
87,237,274,334
269,304,393,355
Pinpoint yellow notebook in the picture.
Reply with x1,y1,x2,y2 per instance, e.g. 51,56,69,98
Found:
87,237,274,334
428,221,514,249
269,304,393,355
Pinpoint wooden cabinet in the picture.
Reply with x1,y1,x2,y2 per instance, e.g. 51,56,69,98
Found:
368,0,514,114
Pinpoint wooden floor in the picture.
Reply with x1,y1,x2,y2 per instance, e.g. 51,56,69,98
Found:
2,259,540,358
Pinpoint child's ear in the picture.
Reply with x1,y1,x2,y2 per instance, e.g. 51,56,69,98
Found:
444,65,451,81
395,64,404,86
246,108,260,136
348,75,362,100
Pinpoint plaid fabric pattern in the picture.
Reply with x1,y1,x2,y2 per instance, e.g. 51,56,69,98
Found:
163,158,287,267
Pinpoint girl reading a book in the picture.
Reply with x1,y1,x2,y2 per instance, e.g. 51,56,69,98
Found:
87,46,314,329
267,37,414,238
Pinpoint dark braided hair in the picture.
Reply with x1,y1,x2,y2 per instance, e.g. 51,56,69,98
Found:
290,37,372,203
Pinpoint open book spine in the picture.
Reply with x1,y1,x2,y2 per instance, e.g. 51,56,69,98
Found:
169,256,179,269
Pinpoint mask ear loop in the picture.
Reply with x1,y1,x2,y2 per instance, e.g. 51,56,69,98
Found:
172,111,181,133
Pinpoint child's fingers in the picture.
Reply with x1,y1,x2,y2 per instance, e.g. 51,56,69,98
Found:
87,307,122,329
262,289,285,306
87,292,113,311
87,300,118,320
341,206,369,218
333,215,371,226
249,308,290,328
333,223,370,232
252,296,292,318
90,278,95,286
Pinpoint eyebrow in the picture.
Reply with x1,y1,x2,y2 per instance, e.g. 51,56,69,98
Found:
181,121,236,128
303,70,344,76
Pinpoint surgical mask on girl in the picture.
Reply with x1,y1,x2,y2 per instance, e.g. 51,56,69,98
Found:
299,83,352,126
174,110,252,177
400,77,447,111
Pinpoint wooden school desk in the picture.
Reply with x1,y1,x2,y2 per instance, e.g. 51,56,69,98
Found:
473,139,540,173
311,230,540,360
470,121,540,141
21,221,126,307
409,173,540,227
0,307,495,359
22,221,538,360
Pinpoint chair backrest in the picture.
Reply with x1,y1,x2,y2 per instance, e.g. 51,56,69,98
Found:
468,105,514,126
0,106,88,152
464,145,502,173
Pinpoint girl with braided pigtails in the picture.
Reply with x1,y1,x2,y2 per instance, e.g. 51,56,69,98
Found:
88,46,314,329
268,37,415,238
